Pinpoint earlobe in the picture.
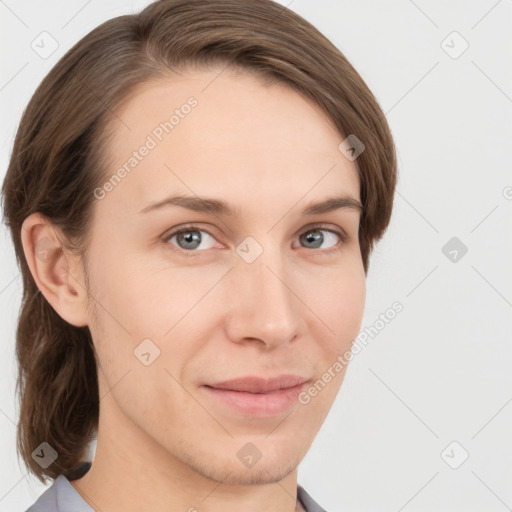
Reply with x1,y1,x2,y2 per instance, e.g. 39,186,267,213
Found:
20,213,89,327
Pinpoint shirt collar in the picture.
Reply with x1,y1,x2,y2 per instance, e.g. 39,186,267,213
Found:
32,466,327,512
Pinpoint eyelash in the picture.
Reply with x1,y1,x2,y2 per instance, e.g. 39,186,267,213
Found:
163,223,349,257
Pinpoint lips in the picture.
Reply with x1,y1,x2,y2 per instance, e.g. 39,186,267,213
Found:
201,375,309,417
205,374,308,393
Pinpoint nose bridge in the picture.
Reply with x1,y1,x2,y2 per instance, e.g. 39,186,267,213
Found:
227,238,300,346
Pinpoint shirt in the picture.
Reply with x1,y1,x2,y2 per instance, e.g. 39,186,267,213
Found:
25,462,328,512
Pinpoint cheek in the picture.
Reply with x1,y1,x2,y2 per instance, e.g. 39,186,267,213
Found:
85,255,214,389
337,268,366,330
299,267,365,416
307,271,366,387
86,251,187,337
308,262,366,342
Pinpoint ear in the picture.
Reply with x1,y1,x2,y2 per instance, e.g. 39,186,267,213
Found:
20,212,89,327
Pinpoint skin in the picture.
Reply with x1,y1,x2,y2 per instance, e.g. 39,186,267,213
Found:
21,65,366,512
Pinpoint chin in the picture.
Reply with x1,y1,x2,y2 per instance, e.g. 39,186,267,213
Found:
198,460,298,486
181,443,301,486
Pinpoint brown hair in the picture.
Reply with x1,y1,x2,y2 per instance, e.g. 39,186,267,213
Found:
1,0,397,484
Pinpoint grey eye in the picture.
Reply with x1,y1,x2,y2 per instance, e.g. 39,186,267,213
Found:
168,229,216,251
299,229,339,249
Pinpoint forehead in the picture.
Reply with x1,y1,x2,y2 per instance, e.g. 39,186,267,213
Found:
97,67,360,217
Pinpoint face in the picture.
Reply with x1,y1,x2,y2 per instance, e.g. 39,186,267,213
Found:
83,66,366,485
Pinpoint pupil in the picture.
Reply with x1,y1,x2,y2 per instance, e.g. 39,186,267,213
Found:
305,230,322,248
179,231,200,249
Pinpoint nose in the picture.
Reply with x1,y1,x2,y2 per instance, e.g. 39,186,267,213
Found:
223,243,301,350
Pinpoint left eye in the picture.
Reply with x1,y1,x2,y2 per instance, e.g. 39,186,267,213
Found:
164,225,345,254
166,228,218,252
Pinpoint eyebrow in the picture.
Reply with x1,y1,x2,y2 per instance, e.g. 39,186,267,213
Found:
138,194,363,216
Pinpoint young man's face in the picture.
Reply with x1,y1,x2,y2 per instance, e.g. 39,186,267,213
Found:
82,66,366,485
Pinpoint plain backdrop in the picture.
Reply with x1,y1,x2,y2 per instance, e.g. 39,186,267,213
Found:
1,1,511,511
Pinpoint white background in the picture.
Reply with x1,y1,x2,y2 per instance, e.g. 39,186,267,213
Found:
1,1,511,511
